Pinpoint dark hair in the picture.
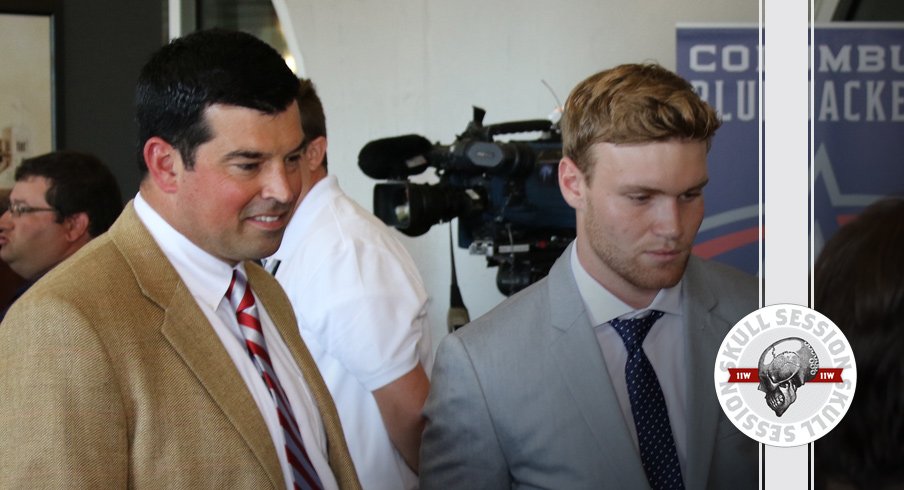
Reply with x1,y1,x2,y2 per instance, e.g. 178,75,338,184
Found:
16,151,124,237
561,63,720,179
296,78,328,170
135,29,300,175
814,197,904,489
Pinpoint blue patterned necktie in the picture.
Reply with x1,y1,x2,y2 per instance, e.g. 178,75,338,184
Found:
609,310,685,490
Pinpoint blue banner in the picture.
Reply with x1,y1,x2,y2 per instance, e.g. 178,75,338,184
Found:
677,26,760,276
812,25,904,246
677,24,904,276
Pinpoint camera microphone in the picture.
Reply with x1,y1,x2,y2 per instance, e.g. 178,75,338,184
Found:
358,134,433,179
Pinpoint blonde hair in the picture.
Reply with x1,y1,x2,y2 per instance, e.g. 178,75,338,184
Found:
561,63,720,177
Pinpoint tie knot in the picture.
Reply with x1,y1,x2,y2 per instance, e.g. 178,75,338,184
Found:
227,269,251,312
609,310,664,353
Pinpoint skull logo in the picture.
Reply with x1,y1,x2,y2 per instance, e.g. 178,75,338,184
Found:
757,337,819,417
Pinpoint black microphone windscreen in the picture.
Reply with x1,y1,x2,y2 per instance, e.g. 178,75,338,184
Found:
358,134,433,179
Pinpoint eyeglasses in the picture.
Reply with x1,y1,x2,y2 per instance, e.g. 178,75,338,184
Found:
5,203,58,218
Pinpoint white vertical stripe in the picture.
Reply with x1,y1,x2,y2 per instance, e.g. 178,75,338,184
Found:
762,0,813,488
168,0,182,41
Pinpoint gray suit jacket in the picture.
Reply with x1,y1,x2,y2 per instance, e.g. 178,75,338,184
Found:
420,244,758,489
0,203,360,489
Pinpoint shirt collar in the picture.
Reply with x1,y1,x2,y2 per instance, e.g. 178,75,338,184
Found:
571,242,683,326
133,192,241,310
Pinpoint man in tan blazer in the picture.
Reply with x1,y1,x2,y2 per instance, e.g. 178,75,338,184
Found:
0,29,360,489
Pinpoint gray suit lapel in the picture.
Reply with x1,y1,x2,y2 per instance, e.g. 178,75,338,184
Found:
112,203,285,490
682,258,727,490
547,246,649,487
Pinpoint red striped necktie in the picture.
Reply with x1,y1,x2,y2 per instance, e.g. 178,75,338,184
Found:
227,269,323,490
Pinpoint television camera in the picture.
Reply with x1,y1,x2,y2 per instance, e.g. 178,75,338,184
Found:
358,107,576,295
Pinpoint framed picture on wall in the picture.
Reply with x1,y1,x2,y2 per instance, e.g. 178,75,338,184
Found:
0,1,60,189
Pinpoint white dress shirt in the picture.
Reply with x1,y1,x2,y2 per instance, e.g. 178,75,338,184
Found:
133,193,339,490
266,175,431,490
570,243,688,477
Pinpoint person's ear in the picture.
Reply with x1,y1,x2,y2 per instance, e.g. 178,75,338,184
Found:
62,212,90,242
143,137,181,193
303,136,328,172
559,156,588,210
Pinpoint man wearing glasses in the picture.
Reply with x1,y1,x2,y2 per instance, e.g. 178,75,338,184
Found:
0,150,123,318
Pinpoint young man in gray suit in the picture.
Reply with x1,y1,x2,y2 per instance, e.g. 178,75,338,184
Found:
420,63,758,490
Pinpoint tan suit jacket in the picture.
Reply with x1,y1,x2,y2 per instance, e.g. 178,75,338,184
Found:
0,202,361,489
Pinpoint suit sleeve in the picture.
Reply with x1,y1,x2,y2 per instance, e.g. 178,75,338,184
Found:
419,333,510,489
0,297,128,488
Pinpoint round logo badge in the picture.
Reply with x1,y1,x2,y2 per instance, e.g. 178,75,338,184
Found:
713,304,857,447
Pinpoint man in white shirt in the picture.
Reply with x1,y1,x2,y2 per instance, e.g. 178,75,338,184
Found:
421,63,758,489
0,29,359,489
266,79,432,490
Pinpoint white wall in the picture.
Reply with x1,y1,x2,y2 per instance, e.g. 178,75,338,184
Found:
274,0,758,351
